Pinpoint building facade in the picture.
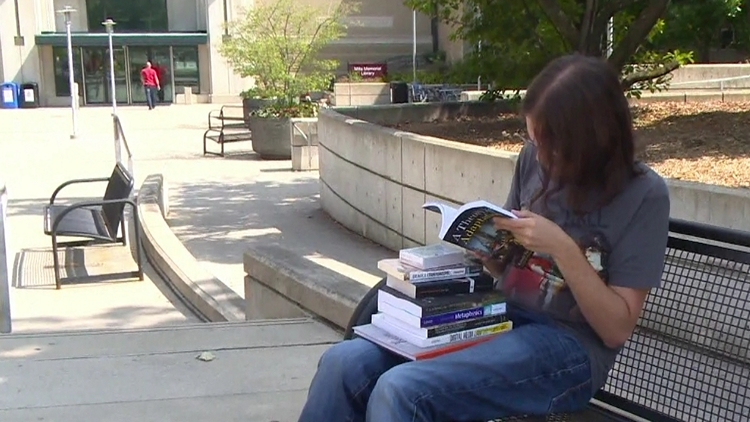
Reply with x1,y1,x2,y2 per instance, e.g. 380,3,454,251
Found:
0,0,456,107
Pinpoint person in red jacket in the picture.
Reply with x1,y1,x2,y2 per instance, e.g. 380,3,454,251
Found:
140,61,160,110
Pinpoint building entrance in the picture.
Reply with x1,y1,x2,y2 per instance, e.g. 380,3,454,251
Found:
79,46,174,106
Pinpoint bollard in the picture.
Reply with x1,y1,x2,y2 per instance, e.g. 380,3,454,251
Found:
0,182,12,333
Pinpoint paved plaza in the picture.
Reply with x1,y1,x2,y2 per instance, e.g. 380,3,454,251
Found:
0,103,394,420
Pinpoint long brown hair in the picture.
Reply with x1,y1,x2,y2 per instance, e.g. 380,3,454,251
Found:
521,54,638,214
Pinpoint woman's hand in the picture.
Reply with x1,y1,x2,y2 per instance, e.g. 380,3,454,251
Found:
493,210,575,259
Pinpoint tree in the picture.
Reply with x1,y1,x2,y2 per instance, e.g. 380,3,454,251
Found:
652,0,744,62
219,0,355,107
407,0,693,90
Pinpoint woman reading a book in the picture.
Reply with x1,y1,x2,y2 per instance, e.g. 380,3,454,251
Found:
297,54,670,421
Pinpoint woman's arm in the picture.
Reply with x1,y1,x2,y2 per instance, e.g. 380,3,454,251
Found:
495,186,670,349
551,238,649,349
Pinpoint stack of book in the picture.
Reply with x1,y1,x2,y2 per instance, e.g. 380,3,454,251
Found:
353,242,513,360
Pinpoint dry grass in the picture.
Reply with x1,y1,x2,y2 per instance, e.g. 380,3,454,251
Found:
390,101,750,188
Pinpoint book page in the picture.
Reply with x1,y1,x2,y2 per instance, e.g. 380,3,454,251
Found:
423,200,516,241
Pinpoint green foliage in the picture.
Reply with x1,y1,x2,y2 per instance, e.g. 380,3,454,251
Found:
219,0,355,114
651,0,743,60
406,0,700,93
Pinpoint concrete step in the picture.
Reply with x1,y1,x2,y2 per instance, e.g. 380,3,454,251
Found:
0,318,341,422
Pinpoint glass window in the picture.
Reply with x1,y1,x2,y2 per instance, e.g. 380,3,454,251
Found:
172,47,200,94
86,0,169,32
53,47,83,97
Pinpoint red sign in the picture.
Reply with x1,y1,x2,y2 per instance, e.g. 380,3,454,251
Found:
348,63,388,79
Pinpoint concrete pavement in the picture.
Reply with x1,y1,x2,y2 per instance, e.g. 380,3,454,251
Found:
0,318,339,421
0,103,393,420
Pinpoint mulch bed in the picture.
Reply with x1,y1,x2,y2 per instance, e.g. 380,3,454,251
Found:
388,101,750,188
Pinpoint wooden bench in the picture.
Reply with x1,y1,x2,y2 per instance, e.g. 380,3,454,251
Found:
345,218,750,422
43,163,144,289
202,105,252,157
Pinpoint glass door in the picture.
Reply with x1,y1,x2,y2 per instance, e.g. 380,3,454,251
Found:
128,46,173,104
82,47,128,105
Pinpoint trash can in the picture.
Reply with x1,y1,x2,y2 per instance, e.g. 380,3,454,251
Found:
0,82,19,109
19,83,40,108
390,82,409,104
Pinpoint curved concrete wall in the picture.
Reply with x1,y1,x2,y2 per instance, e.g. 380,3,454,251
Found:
319,103,750,251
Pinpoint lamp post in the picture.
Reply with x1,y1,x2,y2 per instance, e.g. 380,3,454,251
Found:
102,18,122,165
57,6,78,139
412,10,417,83
103,19,117,115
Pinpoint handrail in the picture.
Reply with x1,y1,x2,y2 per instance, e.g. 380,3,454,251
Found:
113,114,134,181
1,182,12,333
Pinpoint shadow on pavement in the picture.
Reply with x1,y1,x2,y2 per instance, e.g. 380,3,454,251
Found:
167,175,395,280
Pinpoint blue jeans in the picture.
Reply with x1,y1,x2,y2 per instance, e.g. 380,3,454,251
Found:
144,86,158,109
298,316,592,422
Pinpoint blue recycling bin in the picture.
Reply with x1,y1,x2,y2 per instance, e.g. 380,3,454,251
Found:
1,82,19,109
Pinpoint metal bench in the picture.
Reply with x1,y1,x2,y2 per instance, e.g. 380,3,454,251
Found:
344,218,750,422
43,163,144,289
203,104,252,157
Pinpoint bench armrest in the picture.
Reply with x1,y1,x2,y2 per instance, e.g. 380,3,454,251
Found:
50,198,137,234
50,177,111,205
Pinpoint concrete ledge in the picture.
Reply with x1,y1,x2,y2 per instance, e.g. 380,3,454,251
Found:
137,174,245,322
243,243,370,330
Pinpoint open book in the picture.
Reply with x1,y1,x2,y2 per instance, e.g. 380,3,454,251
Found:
423,200,533,268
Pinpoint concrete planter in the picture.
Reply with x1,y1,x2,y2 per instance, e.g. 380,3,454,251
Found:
248,116,292,160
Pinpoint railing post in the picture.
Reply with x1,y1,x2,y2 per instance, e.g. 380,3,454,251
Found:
113,114,123,165
1,182,12,334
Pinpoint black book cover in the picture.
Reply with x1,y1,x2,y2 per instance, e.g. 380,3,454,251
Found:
411,275,495,298
381,285,506,317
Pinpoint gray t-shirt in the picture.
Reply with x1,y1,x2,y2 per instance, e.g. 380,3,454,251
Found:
501,144,670,393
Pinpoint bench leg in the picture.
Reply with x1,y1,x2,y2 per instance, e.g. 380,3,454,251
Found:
220,133,225,157
132,207,145,281
51,233,62,289
120,210,127,246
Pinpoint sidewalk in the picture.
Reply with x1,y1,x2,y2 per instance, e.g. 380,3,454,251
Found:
0,106,205,333
1,104,393,327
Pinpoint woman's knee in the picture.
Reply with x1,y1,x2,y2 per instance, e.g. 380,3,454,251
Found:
369,363,428,411
317,339,398,387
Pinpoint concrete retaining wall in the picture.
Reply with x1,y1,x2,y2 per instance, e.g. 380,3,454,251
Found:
670,64,750,89
319,103,750,252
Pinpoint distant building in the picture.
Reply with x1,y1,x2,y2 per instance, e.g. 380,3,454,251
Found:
0,0,465,107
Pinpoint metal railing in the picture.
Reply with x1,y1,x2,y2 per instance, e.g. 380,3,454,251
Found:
113,115,135,246
1,182,11,333
113,114,134,179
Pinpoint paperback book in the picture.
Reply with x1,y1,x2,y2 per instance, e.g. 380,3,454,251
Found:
371,313,513,348
353,323,503,361
385,273,495,299
377,258,484,284
423,200,534,268
398,243,466,269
